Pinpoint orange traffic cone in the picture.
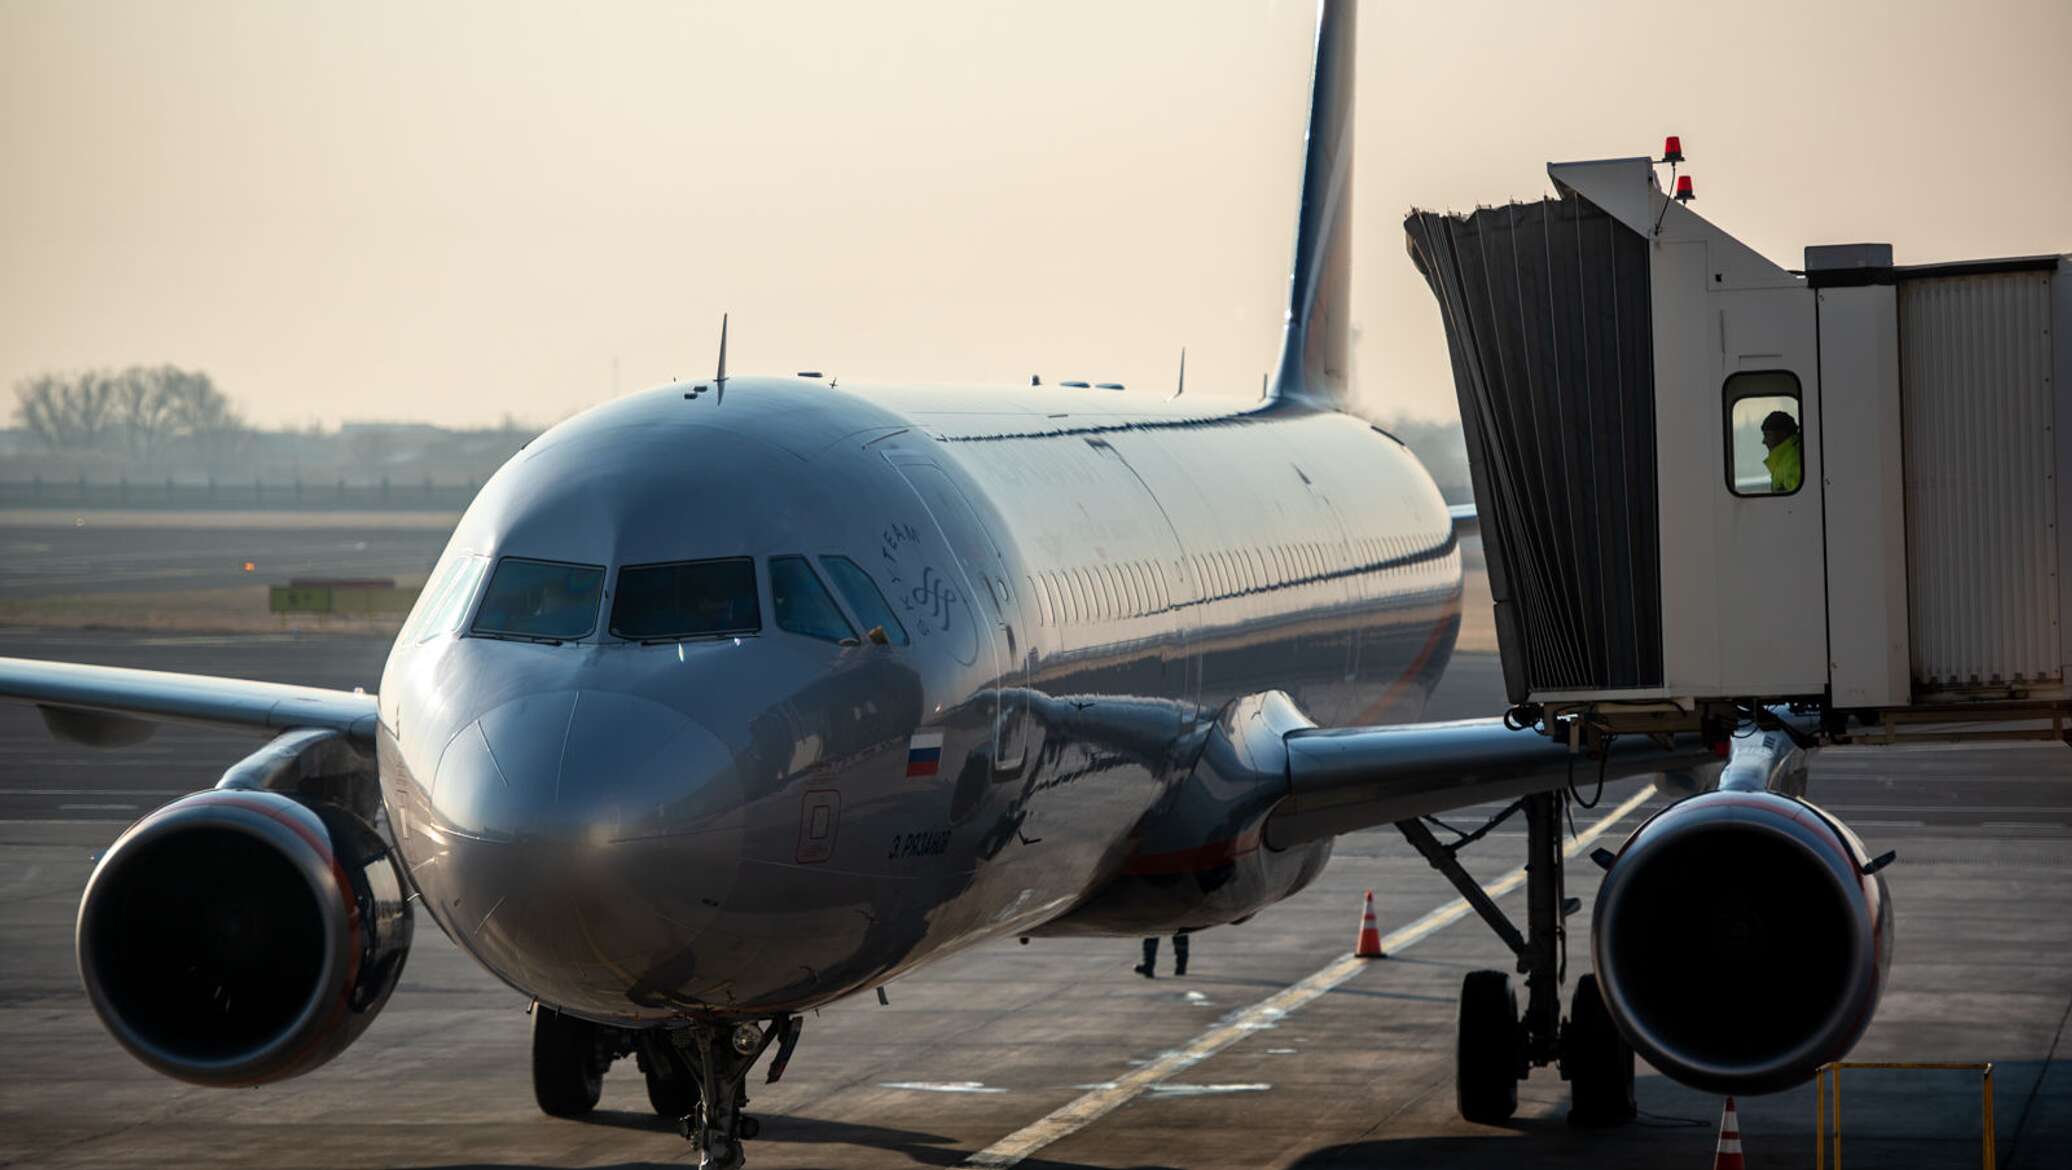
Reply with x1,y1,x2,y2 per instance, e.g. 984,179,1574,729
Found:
1712,1096,1744,1169
1354,889,1384,958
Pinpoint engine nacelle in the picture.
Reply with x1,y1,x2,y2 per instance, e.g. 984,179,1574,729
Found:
1591,789,1891,1095
76,788,413,1086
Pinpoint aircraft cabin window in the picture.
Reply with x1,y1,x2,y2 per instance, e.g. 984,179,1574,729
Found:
770,556,858,643
471,557,605,642
610,557,759,641
819,555,910,646
1724,371,1805,496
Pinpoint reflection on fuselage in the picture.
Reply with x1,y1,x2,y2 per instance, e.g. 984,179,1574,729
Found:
375,379,1460,1023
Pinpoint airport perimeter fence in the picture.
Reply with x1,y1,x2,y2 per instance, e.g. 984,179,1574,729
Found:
0,476,481,511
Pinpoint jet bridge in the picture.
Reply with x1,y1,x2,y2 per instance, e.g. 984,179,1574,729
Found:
1406,154,2072,744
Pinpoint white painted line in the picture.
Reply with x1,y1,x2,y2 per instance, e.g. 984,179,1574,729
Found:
956,784,1657,1168
881,1081,1008,1094
1147,1083,1271,1096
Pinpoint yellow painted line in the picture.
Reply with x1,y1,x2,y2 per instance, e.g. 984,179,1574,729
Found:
958,784,1658,1169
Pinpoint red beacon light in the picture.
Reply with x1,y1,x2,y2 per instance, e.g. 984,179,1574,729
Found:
1674,174,1696,203
1662,135,1684,164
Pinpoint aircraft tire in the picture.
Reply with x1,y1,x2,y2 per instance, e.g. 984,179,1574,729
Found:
532,1006,606,1118
644,1057,701,1118
1563,973,1636,1128
1455,969,1519,1124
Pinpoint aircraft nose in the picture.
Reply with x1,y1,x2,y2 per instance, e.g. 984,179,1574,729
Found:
427,688,746,1017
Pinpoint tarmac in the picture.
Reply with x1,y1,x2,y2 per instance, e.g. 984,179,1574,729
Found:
2,625,2069,1169
0,517,449,598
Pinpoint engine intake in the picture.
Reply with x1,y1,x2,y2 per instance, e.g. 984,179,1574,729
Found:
77,788,412,1086
1591,790,1891,1095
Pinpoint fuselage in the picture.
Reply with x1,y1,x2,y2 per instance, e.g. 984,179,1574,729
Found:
375,376,1461,1024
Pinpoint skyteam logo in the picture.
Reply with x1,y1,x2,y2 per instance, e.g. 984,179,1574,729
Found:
905,730,945,778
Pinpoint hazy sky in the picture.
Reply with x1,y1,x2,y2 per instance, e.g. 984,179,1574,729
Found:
2,0,2067,430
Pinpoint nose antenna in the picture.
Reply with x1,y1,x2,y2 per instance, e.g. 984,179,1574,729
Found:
714,313,729,403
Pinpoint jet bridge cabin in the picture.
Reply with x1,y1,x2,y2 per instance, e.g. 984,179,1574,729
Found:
1406,155,2072,742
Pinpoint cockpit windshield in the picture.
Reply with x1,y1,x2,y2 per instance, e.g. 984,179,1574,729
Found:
610,558,760,641
471,557,605,642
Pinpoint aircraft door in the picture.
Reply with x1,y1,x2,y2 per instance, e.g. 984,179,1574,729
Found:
885,455,1031,775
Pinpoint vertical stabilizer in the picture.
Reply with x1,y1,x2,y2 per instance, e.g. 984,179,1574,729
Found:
1269,0,1355,411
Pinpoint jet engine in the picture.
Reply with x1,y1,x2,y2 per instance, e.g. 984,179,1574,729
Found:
1590,788,1892,1095
76,787,413,1086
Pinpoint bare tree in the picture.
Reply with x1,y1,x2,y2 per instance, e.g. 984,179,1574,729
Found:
115,366,177,457
162,369,247,467
12,371,119,449
65,371,118,450
12,375,66,448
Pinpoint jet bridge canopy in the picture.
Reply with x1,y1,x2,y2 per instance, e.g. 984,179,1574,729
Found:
1407,154,2072,742
1405,187,1663,704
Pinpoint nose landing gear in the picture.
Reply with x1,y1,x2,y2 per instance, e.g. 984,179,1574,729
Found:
528,1004,802,1169
669,1015,802,1170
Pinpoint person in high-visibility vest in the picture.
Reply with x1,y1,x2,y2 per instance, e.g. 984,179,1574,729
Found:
1761,410,1803,493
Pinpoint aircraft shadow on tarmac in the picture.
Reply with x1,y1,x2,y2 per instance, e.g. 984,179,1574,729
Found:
1285,1060,2068,1170
400,1114,976,1170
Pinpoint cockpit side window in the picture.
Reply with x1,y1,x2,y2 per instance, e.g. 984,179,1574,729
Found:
819,555,909,645
470,557,605,642
409,552,489,643
610,557,760,641
770,556,858,644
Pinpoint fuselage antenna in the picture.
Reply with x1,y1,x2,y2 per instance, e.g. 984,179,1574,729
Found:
1171,347,1187,399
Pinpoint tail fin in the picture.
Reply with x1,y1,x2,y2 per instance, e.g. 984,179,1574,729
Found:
1268,0,1355,412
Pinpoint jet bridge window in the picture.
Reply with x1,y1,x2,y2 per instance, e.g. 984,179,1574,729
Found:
1725,372,1804,497
471,557,605,642
610,557,760,641
771,556,858,644
819,555,909,645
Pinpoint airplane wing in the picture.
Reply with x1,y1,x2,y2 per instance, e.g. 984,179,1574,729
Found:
1261,717,1717,850
0,656,379,749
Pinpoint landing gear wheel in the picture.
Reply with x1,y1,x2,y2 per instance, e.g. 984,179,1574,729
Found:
646,1060,701,1119
532,1006,607,1118
1456,968,1520,1124
1563,973,1636,1128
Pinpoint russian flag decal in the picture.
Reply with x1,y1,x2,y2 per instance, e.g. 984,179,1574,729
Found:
905,730,945,778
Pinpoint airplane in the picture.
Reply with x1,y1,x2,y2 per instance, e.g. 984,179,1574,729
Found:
0,4,1893,1168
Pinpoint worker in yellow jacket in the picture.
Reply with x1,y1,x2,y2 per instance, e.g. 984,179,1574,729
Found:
1761,410,1803,493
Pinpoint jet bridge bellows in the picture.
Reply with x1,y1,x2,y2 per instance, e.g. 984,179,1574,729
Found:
1408,154,2072,741
1405,194,1662,702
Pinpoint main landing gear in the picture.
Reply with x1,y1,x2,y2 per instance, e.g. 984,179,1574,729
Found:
529,1005,804,1170
1395,789,1635,1128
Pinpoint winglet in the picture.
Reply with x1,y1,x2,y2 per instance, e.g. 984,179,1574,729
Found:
1268,0,1355,413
